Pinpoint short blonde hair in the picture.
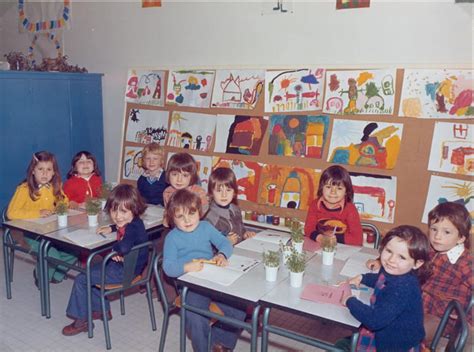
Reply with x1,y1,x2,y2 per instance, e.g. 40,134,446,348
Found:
141,143,165,170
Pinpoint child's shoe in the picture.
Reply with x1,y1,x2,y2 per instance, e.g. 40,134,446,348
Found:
62,319,92,336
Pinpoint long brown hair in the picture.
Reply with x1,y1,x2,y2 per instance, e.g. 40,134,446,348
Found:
67,151,101,178
165,153,199,186
24,151,64,202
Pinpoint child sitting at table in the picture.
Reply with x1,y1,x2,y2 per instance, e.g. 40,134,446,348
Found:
163,189,246,352
205,167,255,245
62,184,148,336
63,150,102,209
137,143,168,206
7,151,77,286
304,165,363,246
338,225,431,351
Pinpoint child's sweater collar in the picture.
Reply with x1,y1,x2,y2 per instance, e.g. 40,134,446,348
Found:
445,243,465,264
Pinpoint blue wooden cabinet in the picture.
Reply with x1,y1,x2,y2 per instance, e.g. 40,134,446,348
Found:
0,71,104,210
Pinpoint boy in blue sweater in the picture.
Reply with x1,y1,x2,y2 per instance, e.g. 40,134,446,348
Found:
137,143,167,206
163,189,246,352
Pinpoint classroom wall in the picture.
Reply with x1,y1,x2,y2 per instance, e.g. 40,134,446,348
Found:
1,1,472,180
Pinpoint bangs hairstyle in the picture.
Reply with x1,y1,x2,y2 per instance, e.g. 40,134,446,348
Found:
165,153,199,185
165,189,202,228
142,143,165,167
380,225,431,284
104,184,147,217
208,167,238,203
25,151,64,202
317,165,354,203
428,202,471,249
67,151,101,179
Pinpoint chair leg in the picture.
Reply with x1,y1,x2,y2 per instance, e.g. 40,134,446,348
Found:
120,293,125,315
3,241,12,299
9,248,15,281
145,282,157,331
159,309,170,352
207,327,213,352
101,295,112,350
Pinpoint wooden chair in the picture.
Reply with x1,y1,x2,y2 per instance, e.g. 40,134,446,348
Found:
361,222,381,249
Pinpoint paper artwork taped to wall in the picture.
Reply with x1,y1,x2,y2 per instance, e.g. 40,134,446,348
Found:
167,152,213,187
125,69,165,106
350,172,397,224
125,108,169,145
122,146,144,181
211,69,265,110
212,158,262,202
428,122,473,176
265,68,325,113
400,69,473,119
268,115,329,159
214,115,268,156
258,164,321,211
166,111,216,152
421,175,473,223
166,69,216,108
323,69,396,115
327,119,403,170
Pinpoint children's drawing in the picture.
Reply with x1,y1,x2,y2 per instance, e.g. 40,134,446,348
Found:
327,119,403,170
336,0,370,10
400,69,473,119
214,115,268,156
212,158,262,202
350,172,397,224
125,69,165,106
166,69,215,108
167,152,212,187
166,111,216,152
125,108,169,145
122,146,144,181
422,175,473,223
268,115,329,159
211,69,265,109
265,68,325,113
323,69,396,115
258,164,321,211
428,122,473,176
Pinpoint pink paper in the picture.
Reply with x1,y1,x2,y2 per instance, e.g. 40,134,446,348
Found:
303,237,321,252
300,283,351,307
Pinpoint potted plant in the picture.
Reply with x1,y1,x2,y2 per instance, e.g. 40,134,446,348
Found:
262,250,280,282
55,200,68,227
99,182,113,209
280,241,292,265
290,220,304,253
320,235,337,266
286,248,306,288
85,197,101,227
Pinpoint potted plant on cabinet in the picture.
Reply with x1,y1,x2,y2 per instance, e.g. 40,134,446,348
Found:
99,182,113,210
85,197,101,227
262,250,280,282
286,248,306,288
290,220,304,253
320,235,337,266
55,200,68,227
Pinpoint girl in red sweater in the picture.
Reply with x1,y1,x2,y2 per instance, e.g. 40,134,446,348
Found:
304,165,363,246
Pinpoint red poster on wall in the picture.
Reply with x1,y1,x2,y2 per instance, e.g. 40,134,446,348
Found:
336,0,370,10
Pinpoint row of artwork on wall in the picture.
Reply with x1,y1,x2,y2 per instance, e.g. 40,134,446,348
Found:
125,68,473,119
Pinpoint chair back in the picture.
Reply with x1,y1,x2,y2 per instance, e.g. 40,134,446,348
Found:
361,222,381,249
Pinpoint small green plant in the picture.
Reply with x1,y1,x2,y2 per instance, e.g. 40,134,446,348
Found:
85,197,101,215
262,250,280,268
320,235,337,252
290,220,304,243
55,201,68,215
100,182,113,200
286,248,306,273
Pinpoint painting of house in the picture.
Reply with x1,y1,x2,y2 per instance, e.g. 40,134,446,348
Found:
166,111,216,151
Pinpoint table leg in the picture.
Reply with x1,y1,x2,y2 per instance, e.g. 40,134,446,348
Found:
180,286,188,352
38,239,47,317
2,231,12,299
250,304,261,352
261,307,271,352
42,240,52,318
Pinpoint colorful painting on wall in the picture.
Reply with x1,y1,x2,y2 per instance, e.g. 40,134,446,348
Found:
400,69,473,119
327,119,403,170
212,158,262,202
258,164,321,211
268,115,329,159
166,111,216,152
125,69,165,106
265,68,325,113
214,115,268,156
166,69,216,108
122,146,144,181
428,122,473,176
422,175,473,223
125,108,169,145
211,69,265,109
336,0,370,10
167,152,213,187
323,69,396,115
350,172,397,224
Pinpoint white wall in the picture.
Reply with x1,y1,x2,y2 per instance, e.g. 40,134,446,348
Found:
1,0,472,180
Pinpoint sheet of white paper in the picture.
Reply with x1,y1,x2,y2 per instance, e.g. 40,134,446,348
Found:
334,245,361,261
24,215,57,224
235,238,280,253
253,230,291,245
142,205,164,225
186,265,243,286
339,251,379,278
227,254,260,273
62,228,115,247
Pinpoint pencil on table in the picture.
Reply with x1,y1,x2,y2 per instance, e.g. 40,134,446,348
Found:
192,259,217,265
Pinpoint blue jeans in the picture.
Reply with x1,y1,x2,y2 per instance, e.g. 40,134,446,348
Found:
185,290,246,352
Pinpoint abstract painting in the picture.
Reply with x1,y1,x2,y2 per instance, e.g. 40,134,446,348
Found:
422,175,473,223
166,111,216,152
212,158,262,202
428,122,473,176
350,172,397,223
211,69,265,109
125,108,169,145
167,152,213,187
268,115,329,158
265,68,325,113
214,115,268,156
258,164,321,211
125,69,165,106
166,69,216,108
400,69,473,119
327,119,403,170
122,146,144,181
323,69,396,115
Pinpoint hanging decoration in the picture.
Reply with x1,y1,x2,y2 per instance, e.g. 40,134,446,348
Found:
18,0,71,33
